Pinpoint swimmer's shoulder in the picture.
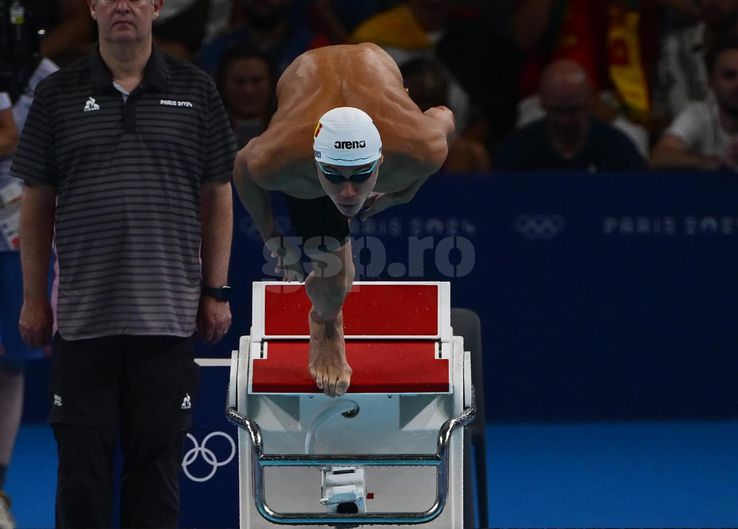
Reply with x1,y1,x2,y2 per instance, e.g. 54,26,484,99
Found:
244,140,321,196
240,116,313,182
375,108,451,179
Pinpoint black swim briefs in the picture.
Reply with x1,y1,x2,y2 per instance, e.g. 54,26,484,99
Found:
283,194,350,251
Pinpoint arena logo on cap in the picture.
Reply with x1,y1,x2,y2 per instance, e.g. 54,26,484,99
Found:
334,140,366,149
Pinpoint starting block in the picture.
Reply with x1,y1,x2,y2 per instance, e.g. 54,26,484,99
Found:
227,282,476,527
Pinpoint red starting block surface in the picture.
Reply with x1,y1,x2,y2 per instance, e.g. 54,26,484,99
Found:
251,340,449,394
249,282,451,394
262,283,440,337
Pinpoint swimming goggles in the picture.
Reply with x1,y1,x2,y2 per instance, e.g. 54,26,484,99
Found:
317,159,378,184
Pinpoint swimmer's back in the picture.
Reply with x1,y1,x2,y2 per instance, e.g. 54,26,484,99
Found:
250,45,427,171
275,43,407,121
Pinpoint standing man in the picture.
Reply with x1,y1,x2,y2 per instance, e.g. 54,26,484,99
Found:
11,0,236,527
234,42,455,398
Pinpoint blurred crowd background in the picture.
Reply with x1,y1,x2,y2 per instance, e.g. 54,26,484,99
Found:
6,0,738,176
3,4,738,527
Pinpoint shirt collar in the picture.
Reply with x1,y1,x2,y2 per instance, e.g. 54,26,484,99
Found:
90,44,169,94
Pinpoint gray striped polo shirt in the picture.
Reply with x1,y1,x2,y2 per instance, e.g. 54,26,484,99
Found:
11,46,236,340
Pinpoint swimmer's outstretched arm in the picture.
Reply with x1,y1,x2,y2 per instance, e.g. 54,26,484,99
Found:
233,146,304,280
425,105,456,135
359,173,429,220
360,106,455,219
233,146,277,242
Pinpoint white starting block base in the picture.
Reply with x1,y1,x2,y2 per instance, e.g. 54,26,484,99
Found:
228,282,474,528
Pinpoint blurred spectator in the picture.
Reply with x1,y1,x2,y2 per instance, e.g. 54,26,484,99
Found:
0,95,20,529
654,0,738,124
651,36,738,170
33,0,94,67
198,0,328,74
308,0,378,44
0,95,17,157
1,0,91,103
349,0,521,145
350,0,448,62
0,57,59,529
0,65,56,529
205,0,234,40
215,46,276,147
511,0,662,156
0,42,58,529
401,57,490,172
349,0,472,128
153,0,209,60
496,60,645,172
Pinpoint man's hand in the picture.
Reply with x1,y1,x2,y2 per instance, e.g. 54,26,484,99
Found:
308,309,352,397
265,234,305,281
197,296,232,344
19,299,53,348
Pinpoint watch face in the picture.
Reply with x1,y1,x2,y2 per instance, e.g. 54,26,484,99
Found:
219,286,232,301
205,285,231,301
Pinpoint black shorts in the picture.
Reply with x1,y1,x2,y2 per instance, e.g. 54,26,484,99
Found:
284,194,350,252
50,334,199,432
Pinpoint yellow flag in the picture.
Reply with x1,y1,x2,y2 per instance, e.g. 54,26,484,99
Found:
607,4,650,124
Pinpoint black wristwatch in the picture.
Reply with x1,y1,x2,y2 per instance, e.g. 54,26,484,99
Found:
202,285,232,302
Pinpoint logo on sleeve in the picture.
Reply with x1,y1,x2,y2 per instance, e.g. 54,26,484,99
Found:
83,97,100,112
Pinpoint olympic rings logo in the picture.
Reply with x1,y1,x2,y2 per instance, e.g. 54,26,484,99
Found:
513,215,566,240
182,431,236,483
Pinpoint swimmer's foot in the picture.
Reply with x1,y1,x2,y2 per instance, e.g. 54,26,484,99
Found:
308,309,352,397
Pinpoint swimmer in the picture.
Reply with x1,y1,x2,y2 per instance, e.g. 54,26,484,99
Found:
234,43,455,397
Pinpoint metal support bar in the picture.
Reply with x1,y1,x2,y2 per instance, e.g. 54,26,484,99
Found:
225,388,476,525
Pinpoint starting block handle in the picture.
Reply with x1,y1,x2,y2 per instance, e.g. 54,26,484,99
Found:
225,389,476,526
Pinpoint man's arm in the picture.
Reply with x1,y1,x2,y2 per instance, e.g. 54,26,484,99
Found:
650,134,721,171
18,184,56,347
198,179,233,343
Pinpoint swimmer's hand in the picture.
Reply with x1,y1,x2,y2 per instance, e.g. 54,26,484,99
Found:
359,192,397,220
425,105,456,143
265,234,305,281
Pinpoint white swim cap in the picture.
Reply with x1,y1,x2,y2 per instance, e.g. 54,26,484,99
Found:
313,107,382,165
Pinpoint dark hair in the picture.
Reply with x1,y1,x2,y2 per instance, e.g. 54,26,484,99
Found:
704,35,738,76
